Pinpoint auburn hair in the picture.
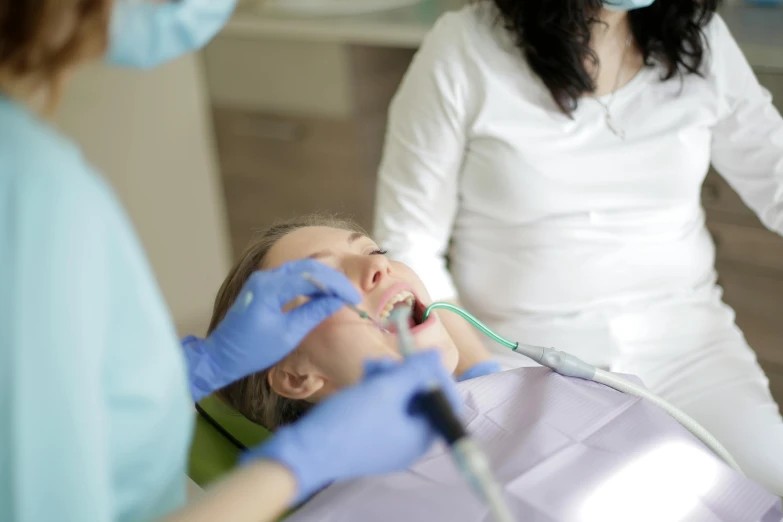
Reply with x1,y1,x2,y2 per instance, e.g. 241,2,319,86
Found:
0,0,112,109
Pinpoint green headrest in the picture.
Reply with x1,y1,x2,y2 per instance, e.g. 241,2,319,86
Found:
188,394,273,487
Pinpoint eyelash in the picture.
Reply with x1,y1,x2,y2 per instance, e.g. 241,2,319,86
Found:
370,248,388,256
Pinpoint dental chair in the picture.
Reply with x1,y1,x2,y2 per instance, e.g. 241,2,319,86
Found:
188,395,272,487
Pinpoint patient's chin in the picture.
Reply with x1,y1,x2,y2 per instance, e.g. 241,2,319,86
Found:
411,329,459,374
437,343,460,375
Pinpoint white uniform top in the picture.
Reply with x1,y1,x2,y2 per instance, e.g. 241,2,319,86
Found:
374,7,783,319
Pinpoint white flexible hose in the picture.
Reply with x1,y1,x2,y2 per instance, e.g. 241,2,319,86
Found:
592,369,743,474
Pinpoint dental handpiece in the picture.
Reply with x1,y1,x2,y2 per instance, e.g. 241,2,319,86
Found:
387,307,516,522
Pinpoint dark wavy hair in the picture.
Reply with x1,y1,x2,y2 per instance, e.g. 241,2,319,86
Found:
491,0,720,113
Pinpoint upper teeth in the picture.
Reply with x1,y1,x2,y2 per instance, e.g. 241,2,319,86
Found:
379,290,415,320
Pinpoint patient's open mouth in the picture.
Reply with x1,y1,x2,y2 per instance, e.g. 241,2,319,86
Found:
378,286,430,333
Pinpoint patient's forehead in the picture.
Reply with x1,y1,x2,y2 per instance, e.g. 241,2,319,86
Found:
265,226,371,268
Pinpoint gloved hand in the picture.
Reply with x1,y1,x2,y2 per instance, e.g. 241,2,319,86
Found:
245,350,461,504
183,259,360,402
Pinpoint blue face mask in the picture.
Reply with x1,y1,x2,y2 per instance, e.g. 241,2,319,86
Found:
107,0,238,69
604,0,656,11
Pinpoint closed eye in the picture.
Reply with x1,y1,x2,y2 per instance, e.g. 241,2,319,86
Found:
370,248,388,255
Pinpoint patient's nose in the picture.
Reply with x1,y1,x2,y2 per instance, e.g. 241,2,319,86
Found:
355,254,391,293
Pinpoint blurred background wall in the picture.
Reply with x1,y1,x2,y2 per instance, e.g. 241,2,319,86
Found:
56,55,232,337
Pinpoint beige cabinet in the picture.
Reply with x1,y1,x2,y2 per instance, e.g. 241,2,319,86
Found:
704,70,783,404
202,37,413,256
58,57,231,336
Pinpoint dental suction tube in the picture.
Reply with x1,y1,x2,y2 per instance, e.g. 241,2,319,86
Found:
422,303,743,474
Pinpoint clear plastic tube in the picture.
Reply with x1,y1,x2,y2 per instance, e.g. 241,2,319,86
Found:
422,302,518,351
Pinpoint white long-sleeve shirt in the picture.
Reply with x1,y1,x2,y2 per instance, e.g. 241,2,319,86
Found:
374,6,783,322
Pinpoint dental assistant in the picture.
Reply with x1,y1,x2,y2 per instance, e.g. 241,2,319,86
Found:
375,0,783,494
0,1,461,522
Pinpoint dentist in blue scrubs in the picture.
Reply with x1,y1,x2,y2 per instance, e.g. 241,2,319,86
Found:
0,2,459,522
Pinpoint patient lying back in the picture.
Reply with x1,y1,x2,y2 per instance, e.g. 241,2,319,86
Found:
205,215,780,521
205,214,496,430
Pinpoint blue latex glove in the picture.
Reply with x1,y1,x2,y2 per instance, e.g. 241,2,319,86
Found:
458,360,502,382
246,350,462,504
183,259,360,402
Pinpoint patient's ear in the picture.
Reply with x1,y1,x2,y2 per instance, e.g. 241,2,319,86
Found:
268,353,326,401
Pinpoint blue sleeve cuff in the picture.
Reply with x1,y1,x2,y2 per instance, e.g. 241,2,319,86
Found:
181,335,218,403
458,360,502,382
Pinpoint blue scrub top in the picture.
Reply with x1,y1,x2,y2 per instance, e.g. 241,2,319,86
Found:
0,96,194,522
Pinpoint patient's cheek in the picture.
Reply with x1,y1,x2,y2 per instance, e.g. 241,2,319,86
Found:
391,261,433,301
298,310,354,351
438,344,460,374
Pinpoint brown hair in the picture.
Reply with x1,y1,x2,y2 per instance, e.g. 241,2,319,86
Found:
207,214,366,430
0,1,112,110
